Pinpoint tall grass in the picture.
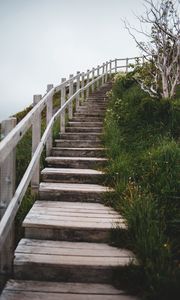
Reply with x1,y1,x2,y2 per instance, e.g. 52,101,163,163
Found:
104,74,180,299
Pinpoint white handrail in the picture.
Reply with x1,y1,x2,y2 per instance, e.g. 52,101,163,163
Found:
0,73,104,249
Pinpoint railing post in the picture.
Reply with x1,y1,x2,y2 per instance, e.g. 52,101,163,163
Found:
0,117,16,276
81,72,85,102
31,95,42,193
76,72,80,108
142,55,145,65
97,66,100,90
68,74,74,119
109,60,112,78
60,78,66,133
105,61,108,82
126,58,129,73
46,84,53,156
102,63,105,85
115,58,117,73
92,68,95,93
86,70,90,98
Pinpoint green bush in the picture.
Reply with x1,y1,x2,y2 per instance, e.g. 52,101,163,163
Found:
104,74,180,299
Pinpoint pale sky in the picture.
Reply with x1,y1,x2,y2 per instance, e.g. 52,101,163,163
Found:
0,0,145,122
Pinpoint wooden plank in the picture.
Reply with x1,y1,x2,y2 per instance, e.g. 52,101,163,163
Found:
0,118,16,274
15,245,131,258
23,219,125,230
39,182,112,192
31,95,41,191
1,290,138,300
42,168,104,175
17,239,125,250
3,280,126,295
34,201,112,209
25,209,120,218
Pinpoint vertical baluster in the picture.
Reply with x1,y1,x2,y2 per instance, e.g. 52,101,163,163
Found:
86,70,90,98
126,58,129,73
109,60,112,78
60,78,66,133
97,65,100,90
92,68,95,93
105,61,108,82
68,74,74,119
102,63,105,85
76,72,80,108
115,58,117,73
0,117,16,275
81,72,85,102
46,84,53,156
31,94,42,192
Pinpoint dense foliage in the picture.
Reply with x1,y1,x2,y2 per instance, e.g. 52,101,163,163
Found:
104,73,180,299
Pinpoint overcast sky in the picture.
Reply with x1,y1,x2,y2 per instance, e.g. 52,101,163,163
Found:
0,0,145,122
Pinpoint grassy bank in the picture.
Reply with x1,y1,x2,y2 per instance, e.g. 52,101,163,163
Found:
103,74,180,299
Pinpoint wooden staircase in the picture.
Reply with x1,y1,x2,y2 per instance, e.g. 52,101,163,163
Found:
1,83,138,300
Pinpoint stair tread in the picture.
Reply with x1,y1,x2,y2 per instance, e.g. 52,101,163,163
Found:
46,157,107,161
23,201,126,230
51,147,105,151
14,239,135,266
39,182,112,192
42,168,104,175
1,280,138,299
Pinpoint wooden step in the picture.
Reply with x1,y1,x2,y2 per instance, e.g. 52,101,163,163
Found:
23,201,126,242
68,121,103,127
84,102,107,107
45,157,107,169
41,168,105,184
76,108,106,113
14,239,136,283
71,117,104,122
74,113,105,118
39,182,112,202
51,147,105,157
66,127,103,133
55,139,102,148
59,133,102,141
1,280,139,300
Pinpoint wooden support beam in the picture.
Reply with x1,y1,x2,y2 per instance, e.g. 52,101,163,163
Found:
46,84,53,156
115,58,117,73
68,75,74,120
60,78,66,133
0,117,16,276
92,68,95,93
86,70,90,98
81,72,85,102
31,95,42,193
126,58,129,73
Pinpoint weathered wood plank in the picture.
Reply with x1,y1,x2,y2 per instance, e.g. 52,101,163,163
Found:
2,280,136,296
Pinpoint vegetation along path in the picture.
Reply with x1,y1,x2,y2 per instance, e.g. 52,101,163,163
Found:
1,82,138,300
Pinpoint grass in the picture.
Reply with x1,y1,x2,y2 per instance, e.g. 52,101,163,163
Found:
103,73,180,299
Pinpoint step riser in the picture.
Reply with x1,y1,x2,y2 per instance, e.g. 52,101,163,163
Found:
46,160,106,169
39,190,105,202
66,127,103,133
59,134,102,141
76,108,106,113
74,113,105,118
71,117,104,122
55,141,102,148
14,264,117,284
42,173,104,184
24,227,111,243
51,149,105,157
68,122,103,127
